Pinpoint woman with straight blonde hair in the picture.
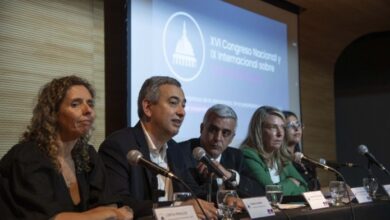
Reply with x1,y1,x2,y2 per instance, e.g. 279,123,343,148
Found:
240,106,307,195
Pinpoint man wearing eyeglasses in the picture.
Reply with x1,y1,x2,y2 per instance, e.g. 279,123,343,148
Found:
178,104,265,201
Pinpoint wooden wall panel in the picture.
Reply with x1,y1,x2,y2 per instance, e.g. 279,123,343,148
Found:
289,0,390,186
0,0,104,157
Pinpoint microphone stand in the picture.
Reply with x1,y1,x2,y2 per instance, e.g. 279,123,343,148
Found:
334,167,343,181
367,158,390,176
378,162,390,176
365,161,388,201
207,173,214,202
367,161,374,178
174,177,210,220
327,167,356,220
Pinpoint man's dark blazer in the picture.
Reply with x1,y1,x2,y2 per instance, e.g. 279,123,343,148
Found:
98,122,187,218
178,138,265,200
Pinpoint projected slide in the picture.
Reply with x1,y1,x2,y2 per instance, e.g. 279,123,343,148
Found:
130,0,295,146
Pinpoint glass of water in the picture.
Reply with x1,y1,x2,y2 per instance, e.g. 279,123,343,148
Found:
363,177,378,199
265,184,283,206
216,189,238,220
329,181,346,206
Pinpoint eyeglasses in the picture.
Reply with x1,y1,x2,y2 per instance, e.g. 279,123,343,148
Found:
286,121,304,130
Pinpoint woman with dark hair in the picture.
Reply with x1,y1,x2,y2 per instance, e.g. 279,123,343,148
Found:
283,110,320,191
0,75,133,220
241,106,308,195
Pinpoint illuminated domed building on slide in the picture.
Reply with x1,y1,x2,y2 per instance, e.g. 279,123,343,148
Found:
172,21,197,68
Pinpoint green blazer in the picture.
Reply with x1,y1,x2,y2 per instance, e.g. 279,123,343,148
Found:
241,146,308,195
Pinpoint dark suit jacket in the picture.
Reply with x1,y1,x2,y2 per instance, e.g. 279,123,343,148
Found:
98,122,187,218
178,138,265,200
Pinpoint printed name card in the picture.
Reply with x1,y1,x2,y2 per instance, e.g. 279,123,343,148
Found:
153,205,198,220
303,191,329,210
242,197,275,219
350,187,372,203
383,184,390,197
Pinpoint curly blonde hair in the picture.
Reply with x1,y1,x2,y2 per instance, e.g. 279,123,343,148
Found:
21,75,95,173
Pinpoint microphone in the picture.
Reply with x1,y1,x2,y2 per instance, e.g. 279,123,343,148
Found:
294,152,334,171
358,145,390,175
128,150,211,220
127,150,180,181
192,147,227,181
319,158,358,168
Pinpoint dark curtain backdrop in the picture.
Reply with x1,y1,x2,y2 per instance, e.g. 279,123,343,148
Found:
335,31,390,188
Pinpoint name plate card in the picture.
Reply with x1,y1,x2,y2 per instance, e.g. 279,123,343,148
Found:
242,197,275,219
383,184,390,197
303,191,329,210
153,205,198,220
351,187,372,203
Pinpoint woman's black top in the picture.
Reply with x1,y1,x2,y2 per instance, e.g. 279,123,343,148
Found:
0,141,119,220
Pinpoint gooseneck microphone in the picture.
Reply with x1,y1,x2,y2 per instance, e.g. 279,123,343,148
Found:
294,152,335,172
319,158,358,168
127,149,210,220
358,145,390,176
294,152,333,170
192,147,227,181
295,153,355,220
127,150,180,181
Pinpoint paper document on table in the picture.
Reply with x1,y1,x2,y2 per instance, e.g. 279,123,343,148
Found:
383,184,390,196
277,203,306,209
242,196,275,219
303,191,329,210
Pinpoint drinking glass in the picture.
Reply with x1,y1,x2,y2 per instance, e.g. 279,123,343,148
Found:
172,192,192,206
363,177,378,199
329,181,346,206
265,184,283,206
216,189,238,220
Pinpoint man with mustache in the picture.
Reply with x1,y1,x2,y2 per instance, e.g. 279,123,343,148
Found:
179,104,264,201
99,76,217,219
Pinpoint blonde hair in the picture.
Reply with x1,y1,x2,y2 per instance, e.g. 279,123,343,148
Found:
241,106,291,172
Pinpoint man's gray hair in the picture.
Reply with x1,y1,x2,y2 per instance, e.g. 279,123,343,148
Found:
203,104,237,124
137,76,181,119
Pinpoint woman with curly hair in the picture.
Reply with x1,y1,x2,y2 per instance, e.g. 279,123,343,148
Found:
240,106,308,195
0,75,133,220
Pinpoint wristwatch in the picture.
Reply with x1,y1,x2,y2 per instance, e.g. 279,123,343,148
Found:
227,170,236,182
